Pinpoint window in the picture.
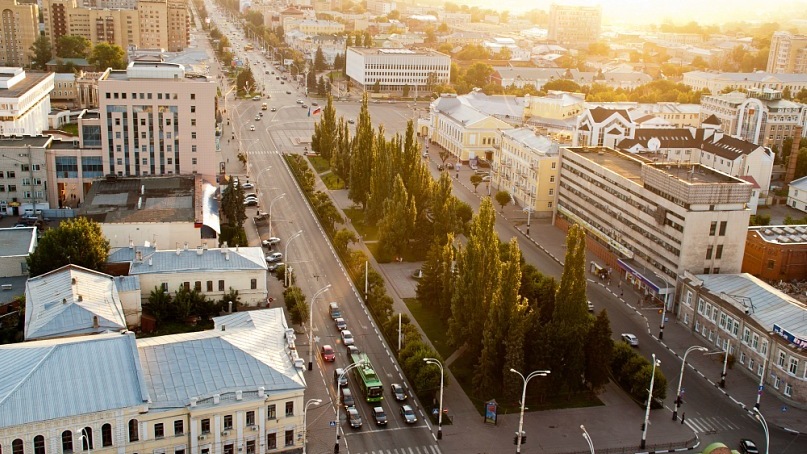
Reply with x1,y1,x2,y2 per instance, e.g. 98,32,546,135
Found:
192,158,198,165
715,245,723,259
246,440,255,454
767,259,775,270
34,436,45,454
13,439,23,454
267,404,277,419
706,246,713,259
743,328,751,344
266,433,277,449
778,351,785,369
740,352,746,364
761,340,768,355
224,415,233,430
128,420,139,442
285,401,294,416
719,221,727,236
191,94,196,100
284,430,294,447
251,278,257,290
224,445,233,454
175,450,185,454
752,334,759,350
774,374,780,389
206,281,213,292
192,146,197,153
191,106,196,113
62,431,73,453
101,424,112,447
246,411,255,426
191,132,197,139
201,418,210,434
757,363,764,377
219,280,225,291
6,171,15,178
174,420,183,436
789,357,799,375
709,221,717,235
697,299,704,314
194,281,201,291
154,423,164,439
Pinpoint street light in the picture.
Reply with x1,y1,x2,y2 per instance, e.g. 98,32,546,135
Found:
752,407,769,454
672,346,708,420
510,368,550,454
640,354,661,449
580,425,594,454
423,358,445,440
285,230,303,287
302,398,323,454
656,274,670,340
334,361,365,453
308,284,332,371
268,193,286,238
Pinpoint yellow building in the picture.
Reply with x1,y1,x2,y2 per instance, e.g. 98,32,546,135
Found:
429,94,513,162
524,91,585,121
493,127,560,219
0,0,40,67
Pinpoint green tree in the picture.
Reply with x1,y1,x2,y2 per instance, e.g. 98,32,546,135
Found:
145,286,173,324
366,127,393,224
348,93,375,208
470,174,483,192
494,190,511,212
88,42,127,70
463,62,494,88
56,35,91,59
585,309,614,391
314,46,327,70
312,94,338,160
283,286,308,325
542,79,582,93
378,175,416,258
237,67,257,93
373,80,381,93
332,118,352,181
30,36,52,70
430,172,461,245
333,228,358,256
27,217,110,277
416,233,456,320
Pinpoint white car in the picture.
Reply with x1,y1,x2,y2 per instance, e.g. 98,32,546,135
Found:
266,252,283,262
341,330,355,346
241,182,255,189
249,125,255,131
262,237,281,247
621,333,639,347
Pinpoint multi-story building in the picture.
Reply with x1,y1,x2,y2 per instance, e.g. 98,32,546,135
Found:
166,0,190,52
677,272,807,405
743,225,807,282
767,31,807,74
787,175,807,213
0,0,40,67
0,308,308,454
345,47,450,94
492,128,559,220
547,2,602,48
98,61,217,177
683,71,807,95
0,226,36,277
0,135,51,215
286,18,345,35
699,89,807,149
428,93,513,162
493,67,652,91
0,67,55,136
556,146,753,302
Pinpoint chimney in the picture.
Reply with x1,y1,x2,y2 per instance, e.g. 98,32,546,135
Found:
176,245,181,255
135,250,143,262
258,386,265,398
236,390,243,401
129,240,134,249
190,397,198,407
148,257,153,266
225,250,230,261
784,126,803,187
183,241,188,251
213,394,220,405
203,242,208,250
92,315,99,328
196,246,203,255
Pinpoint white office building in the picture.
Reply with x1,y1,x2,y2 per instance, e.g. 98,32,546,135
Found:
0,68,54,136
345,47,450,93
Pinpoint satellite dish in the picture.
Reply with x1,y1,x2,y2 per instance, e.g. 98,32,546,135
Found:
648,137,661,152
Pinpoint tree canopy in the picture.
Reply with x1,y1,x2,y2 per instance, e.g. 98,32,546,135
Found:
27,217,110,277
56,35,91,59
88,42,127,70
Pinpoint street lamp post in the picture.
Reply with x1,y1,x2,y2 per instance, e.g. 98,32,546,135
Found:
284,230,303,287
423,358,445,440
308,284,332,371
657,275,670,340
752,407,769,454
510,368,550,454
581,425,594,454
641,354,661,449
673,346,708,420
720,340,730,388
302,398,323,454
334,362,365,453
268,193,286,238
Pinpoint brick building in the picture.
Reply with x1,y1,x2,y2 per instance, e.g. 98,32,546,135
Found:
742,225,807,282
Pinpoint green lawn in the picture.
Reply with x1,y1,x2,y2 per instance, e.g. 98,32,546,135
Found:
343,208,379,241
61,123,79,136
307,155,331,173
404,298,453,359
321,172,345,190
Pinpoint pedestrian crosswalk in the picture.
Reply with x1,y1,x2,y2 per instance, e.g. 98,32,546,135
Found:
355,446,441,454
683,415,741,433
246,149,281,155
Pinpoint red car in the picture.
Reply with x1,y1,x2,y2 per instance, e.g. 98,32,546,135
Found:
321,345,335,362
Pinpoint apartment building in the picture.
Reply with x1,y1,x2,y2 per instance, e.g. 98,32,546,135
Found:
683,71,807,95
547,2,602,47
99,61,217,177
787,175,807,213
492,128,559,220
677,272,807,405
767,31,807,74
0,67,55,136
699,89,807,149
0,0,40,67
428,93,512,162
743,225,807,282
0,309,308,454
556,147,753,301
345,47,450,93
0,135,51,215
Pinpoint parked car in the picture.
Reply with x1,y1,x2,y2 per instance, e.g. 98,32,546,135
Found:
252,95,261,101
270,107,277,112
320,344,335,362
341,330,355,346
262,237,281,247
347,119,355,124
302,104,308,109
334,317,347,331
346,407,362,428
244,192,258,199
267,262,284,272
250,125,255,131
266,252,283,262
391,383,407,401
372,406,387,425
334,368,348,387
244,199,259,207
621,333,639,347
254,115,261,121
312,102,319,106
587,301,595,312
241,182,255,189
341,387,355,408
286,90,292,94
739,439,759,454
481,175,491,182
400,404,417,424
296,99,304,104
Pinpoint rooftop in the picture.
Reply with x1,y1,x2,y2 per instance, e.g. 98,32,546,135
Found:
0,135,52,148
127,246,267,275
0,71,53,99
501,128,559,155
749,225,807,245
348,47,448,57
0,227,37,257
79,175,201,224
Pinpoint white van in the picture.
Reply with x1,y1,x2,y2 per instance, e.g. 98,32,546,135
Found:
329,302,341,319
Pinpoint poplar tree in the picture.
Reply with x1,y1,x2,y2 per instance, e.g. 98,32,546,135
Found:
430,172,460,245
331,119,351,181
585,309,614,391
365,128,393,225
349,93,374,208
378,175,416,258
416,233,456,320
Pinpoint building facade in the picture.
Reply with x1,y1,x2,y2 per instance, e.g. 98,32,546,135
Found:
547,3,602,48
743,225,807,282
677,273,807,405
98,61,217,177
556,147,753,302
0,135,51,214
0,0,40,67
767,31,807,74
683,71,807,95
0,67,55,136
787,176,807,213
345,47,450,93
428,94,513,162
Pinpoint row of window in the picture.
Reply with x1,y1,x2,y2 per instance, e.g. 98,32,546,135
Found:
163,279,258,293
106,93,197,101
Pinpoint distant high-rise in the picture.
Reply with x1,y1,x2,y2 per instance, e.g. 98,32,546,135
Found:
547,3,602,48
0,0,40,67
767,31,807,74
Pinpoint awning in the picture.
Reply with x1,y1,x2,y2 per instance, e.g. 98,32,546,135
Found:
201,181,221,234
617,258,672,295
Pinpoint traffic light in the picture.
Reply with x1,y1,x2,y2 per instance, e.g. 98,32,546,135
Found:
521,433,527,444
513,435,518,445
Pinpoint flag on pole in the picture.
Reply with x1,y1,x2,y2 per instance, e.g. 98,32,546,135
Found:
312,107,322,115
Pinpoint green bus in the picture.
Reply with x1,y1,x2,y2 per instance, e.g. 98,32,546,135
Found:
350,352,384,402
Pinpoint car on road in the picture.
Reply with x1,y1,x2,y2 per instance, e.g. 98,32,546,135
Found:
334,368,348,387
286,90,292,94
302,104,308,109
372,406,387,425
334,317,347,331
243,199,259,207
347,345,360,356
266,252,283,262
254,115,261,121
267,262,284,272
481,175,491,182
400,405,417,424
320,344,335,362
312,102,319,106
341,387,355,408
341,330,355,346
244,192,258,199
391,383,407,401
621,333,639,347
252,95,260,101
280,81,284,84
739,439,759,454
346,407,362,428
270,107,277,112
250,125,255,131
241,182,255,189
262,237,281,247
587,301,594,312
474,169,490,176
347,118,355,124
296,99,303,104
